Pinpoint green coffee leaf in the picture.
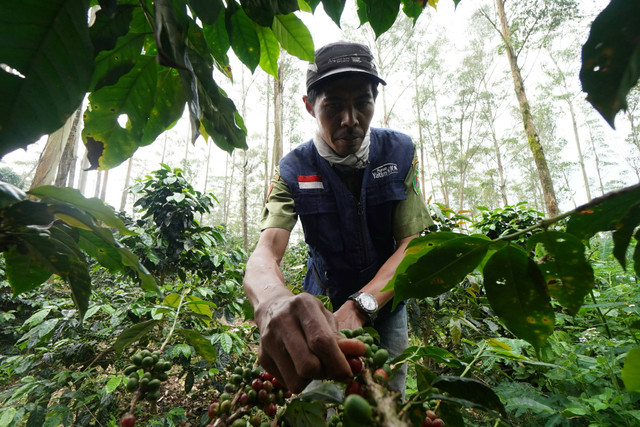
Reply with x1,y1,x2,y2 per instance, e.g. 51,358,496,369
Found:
177,329,217,362
566,184,640,242
283,400,326,427
298,382,344,404
360,0,401,38
256,25,280,77
579,0,640,127
387,234,493,308
272,13,314,62
226,4,260,72
113,320,161,353
527,231,594,316
320,0,345,27
105,376,123,394
622,347,640,392
432,376,507,417
188,0,223,25
612,202,640,270
484,245,554,351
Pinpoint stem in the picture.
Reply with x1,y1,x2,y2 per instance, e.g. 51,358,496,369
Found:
460,341,487,378
589,290,613,339
160,288,189,352
361,369,407,426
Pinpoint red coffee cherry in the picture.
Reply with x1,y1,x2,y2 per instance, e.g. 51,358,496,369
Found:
347,357,363,374
120,413,136,427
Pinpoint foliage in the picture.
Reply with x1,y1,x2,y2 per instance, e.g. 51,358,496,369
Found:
473,202,546,245
0,0,442,170
0,182,156,318
580,0,640,128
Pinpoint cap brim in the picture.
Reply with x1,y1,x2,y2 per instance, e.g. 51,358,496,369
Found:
308,68,386,91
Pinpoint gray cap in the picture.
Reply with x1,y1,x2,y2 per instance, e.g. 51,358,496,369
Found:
306,41,387,91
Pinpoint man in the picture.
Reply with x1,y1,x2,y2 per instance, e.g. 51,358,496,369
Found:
243,41,431,395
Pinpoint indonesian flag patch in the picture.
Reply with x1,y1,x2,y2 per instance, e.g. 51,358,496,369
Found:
297,174,324,190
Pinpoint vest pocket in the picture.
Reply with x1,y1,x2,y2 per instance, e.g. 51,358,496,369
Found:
295,193,344,253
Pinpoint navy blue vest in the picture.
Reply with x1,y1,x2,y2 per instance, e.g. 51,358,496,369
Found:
279,128,414,318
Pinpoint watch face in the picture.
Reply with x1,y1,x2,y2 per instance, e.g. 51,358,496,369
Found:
359,294,377,312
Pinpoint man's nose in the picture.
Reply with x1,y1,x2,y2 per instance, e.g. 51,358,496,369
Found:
341,105,358,127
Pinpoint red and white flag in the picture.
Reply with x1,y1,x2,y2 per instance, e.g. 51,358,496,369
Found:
297,175,324,190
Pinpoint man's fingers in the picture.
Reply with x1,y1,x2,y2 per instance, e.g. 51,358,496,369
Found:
337,338,366,357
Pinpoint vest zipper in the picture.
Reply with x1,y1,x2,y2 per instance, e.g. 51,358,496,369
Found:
356,200,371,265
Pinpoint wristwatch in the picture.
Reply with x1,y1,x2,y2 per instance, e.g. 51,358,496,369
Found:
348,292,378,323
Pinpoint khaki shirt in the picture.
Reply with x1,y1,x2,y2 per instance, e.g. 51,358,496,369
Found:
260,157,432,240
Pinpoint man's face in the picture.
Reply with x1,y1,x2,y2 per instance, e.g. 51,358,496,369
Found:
305,75,376,156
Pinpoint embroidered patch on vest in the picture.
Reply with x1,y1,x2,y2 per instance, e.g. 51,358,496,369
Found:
297,175,324,189
371,163,399,179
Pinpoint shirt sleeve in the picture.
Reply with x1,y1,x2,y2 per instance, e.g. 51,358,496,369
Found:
392,153,433,240
259,166,298,231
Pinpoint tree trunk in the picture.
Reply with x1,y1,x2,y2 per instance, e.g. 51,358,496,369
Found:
495,0,558,216
272,65,284,173
99,169,109,201
30,111,78,189
119,157,134,212
587,123,606,195
78,152,91,195
263,79,271,202
54,109,82,187
242,150,248,251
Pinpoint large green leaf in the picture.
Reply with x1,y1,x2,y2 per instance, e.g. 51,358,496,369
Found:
622,347,640,393
432,376,507,417
82,56,164,169
566,184,640,241
188,47,248,153
113,320,161,353
4,247,53,294
272,13,315,62
242,0,300,27
256,25,280,77
91,32,146,91
282,400,326,427
483,245,554,351
321,0,346,27
89,3,135,53
579,0,640,127
386,234,493,308
360,0,401,38
0,0,93,157
526,231,594,316
394,345,464,369
612,201,640,270
188,0,223,25
28,186,132,234
226,3,261,72
177,329,217,362
141,67,188,144
202,9,232,78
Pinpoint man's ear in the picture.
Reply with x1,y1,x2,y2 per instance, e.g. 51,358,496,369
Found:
302,95,315,117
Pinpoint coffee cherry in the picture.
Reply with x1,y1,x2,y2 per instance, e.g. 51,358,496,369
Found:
423,417,433,426
251,378,263,391
249,415,263,426
263,380,274,393
372,348,389,369
426,410,438,420
345,380,363,396
347,357,363,374
120,413,136,427
234,366,244,376
373,368,388,383
231,419,246,427
224,383,236,393
431,419,445,427
219,400,231,414
240,392,249,405
258,388,269,403
208,402,219,418
264,403,277,418
126,378,139,392
141,356,154,369
343,394,372,424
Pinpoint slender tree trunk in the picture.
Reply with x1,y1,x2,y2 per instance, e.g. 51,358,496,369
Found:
161,133,168,164
413,60,427,201
242,150,248,250
587,124,606,195
495,0,558,216
119,157,134,212
203,141,212,195
99,169,109,201
55,109,82,187
30,113,77,189
94,171,102,198
272,65,284,172
562,169,577,208
264,80,271,202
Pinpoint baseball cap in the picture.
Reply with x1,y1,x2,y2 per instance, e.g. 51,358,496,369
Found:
306,41,387,91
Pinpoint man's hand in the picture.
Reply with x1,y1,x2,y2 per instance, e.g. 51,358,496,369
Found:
254,292,365,393
334,299,368,331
